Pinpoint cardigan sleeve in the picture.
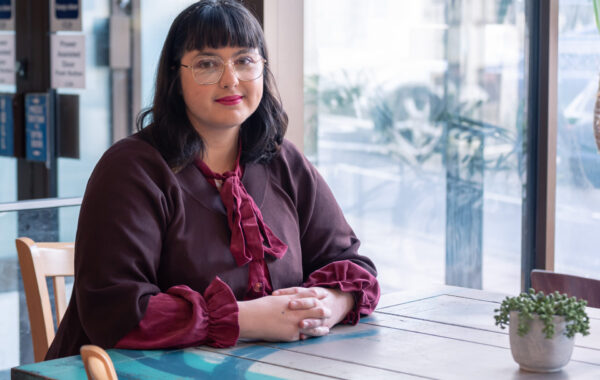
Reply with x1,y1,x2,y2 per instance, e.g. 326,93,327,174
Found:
116,277,239,349
73,138,190,348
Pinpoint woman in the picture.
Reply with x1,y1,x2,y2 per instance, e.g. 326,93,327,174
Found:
46,0,379,359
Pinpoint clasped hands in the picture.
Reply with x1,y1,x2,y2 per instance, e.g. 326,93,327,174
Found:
237,286,354,342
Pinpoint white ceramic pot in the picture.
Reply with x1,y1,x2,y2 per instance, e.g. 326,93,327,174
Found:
508,311,575,372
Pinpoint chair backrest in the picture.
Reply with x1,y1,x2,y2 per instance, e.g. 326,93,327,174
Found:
531,269,600,308
15,237,75,362
80,345,118,380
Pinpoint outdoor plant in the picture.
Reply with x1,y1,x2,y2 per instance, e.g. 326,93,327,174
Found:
494,288,591,339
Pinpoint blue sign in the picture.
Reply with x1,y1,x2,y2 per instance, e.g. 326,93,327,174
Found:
0,93,13,156
25,94,50,163
55,0,78,19
0,1,11,20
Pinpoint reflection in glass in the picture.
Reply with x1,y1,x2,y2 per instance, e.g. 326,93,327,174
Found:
555,0,600,279
305,0,526,293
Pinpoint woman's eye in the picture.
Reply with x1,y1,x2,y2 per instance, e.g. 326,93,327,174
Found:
235,56,256,66
194,59,220,70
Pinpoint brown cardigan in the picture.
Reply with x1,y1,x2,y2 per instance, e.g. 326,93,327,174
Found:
46,134,377,359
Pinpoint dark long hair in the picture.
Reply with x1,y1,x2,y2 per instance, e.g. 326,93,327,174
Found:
136,0,288,169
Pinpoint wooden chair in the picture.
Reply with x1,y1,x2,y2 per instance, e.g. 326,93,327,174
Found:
531,269,600,308
16,237,75,362
80,345,118,380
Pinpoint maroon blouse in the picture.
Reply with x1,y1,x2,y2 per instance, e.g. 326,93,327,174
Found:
45,135,379,359
116,147,379,349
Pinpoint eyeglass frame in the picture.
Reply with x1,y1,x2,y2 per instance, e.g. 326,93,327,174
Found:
179,54,267,85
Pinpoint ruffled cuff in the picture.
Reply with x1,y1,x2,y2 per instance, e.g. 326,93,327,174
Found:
115,277,239,349
202,277,240,347
303,260,380,325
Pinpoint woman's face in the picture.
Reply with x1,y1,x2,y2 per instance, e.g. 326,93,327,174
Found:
179,46,264,137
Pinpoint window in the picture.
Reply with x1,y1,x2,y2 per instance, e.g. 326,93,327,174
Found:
555,0,600,278
304,0,527,294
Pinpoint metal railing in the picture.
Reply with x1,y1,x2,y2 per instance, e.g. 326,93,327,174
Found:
0,197,82,212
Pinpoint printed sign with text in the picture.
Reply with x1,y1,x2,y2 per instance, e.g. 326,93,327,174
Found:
25,94,50,164
51,34,85,89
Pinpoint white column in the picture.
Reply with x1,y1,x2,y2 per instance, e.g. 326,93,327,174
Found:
264,0,304,152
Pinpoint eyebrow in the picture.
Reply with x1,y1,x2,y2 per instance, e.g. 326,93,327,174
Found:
195,48,257,57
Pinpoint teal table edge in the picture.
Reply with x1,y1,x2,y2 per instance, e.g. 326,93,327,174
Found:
11,316,377,380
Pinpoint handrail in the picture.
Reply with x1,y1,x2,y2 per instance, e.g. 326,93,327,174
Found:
0,197,82,212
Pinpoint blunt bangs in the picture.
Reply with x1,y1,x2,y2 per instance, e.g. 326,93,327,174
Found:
180,1,263,56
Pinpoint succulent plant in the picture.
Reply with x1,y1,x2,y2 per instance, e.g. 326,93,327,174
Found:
494,288,590,339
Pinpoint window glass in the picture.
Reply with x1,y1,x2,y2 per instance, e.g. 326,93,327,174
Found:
141,0,198,109
58,0,111,198
305,0,527,293
0,79,15,203
0,82,17,278
555,0,600,278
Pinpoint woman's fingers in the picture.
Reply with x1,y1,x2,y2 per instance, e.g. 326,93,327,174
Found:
273,287,328,299
289,299,333,323
272,287,302,296
289,298,317,309
299,318,323,329
288,298,332,318
300,326,330,337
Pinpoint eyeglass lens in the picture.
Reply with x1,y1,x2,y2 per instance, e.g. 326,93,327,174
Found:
191,54,264,84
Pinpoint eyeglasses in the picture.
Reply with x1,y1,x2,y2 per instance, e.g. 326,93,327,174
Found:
180,53,266,85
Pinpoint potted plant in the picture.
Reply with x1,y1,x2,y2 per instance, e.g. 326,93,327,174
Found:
494,288,591,373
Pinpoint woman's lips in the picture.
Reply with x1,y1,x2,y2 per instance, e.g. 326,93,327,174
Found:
215,95,243,105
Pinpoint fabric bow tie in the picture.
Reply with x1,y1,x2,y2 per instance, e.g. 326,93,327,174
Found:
194,157,288,267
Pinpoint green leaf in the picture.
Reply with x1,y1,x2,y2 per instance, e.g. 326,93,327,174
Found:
594,0,600,34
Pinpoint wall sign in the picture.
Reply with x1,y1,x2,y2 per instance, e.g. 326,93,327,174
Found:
50,0,81,32
0,93,13,156
51,34,85,89
25,94,51,164
0,33,14,85
0,0,14,31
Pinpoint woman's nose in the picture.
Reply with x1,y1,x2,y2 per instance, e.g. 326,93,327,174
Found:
219,62,239,89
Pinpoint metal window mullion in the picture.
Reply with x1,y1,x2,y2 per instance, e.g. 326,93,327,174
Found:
522,0,558,291
0,197,82,212
131,0,142,132
16,0,57,199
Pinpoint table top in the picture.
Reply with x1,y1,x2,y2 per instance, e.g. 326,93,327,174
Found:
12,286,600,379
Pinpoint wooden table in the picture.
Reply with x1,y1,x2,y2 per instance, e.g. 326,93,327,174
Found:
12,286,600,379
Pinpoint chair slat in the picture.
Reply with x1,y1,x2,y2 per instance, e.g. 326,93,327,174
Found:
53,276,67,326
38,247,75,277
531,269,600,308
